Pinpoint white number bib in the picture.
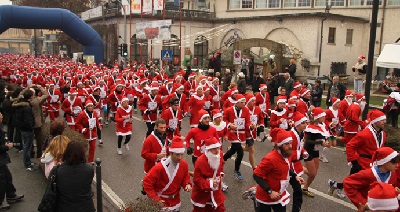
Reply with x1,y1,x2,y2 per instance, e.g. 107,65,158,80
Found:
279,179,290,194
100,91,106,98
259,103,266,111
279,120,288,129
27,79,32,86
79,96,86,103
204,101,211,109
234,118,245,130
73,107,82,115
250,115,258,125
148,102,157,110
127,94,134,101
169,118,178,130
51,95,59,103
89,118,96,129
213,95,219,101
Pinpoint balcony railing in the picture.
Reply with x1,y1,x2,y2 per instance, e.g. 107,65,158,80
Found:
103,8,215,20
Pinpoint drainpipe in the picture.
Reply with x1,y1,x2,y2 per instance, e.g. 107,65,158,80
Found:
318,15,327,77
378,0,386,53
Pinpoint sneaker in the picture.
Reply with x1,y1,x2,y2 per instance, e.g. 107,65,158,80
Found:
117,149,122,155
221,182,228,192
336,189,346,199
242,186,256,200
302,189,314,197
256,137,261,142
328,179,337,196
125,143,130,150
105,121,109,125
6,194,24,203
98,139,103,145
234,171,243,180
0,202,10,210
320,156,329,163
25,166,36,172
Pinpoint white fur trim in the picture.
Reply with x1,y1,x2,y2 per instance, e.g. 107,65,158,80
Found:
116,132,132,136
368,197,399,211
294,117,308,127
200,114,210,121
237,97,246,102
293,84,302,89
370,115,386,125
206,142,221,150
121,97,129,103
376,151,398,166
314,112,326,120
277,98,286,104
213,113,222,119
169,148,185,154
259,85,267,91
277,137,292,147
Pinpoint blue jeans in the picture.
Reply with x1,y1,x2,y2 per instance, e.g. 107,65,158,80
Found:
21,130,34,168
354,79,363,94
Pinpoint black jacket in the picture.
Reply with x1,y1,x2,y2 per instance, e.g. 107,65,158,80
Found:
252,76,266,93
311,85,323,102
326,82,347,105
0,124,10,166
237,79,247,94
267,77,279,96
284,78,294,97
13,99,35,131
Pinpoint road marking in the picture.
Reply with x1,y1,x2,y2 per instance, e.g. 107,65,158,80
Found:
93,174,125,209
231,156,357,210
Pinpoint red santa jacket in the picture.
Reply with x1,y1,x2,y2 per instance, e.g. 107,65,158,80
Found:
134,85,148,99
155,73,169,84
139,94,162,123
123,87,136,104
270,108,288,130
115,105,133,135
344,103,366,134
107,90,126,113
325,106,340,136
159,85,174,98
222,96,236,111
296,99,309,116
247,105,264,139
290,128,307,176
191,153,226,209
61,97,83,125
344,167,397,209
185,126,219,158
76,88,88,103
23,76,37,87
143,158,191,211
161,107,183,140
53,78,65,89
46,89,62,111
162,92,188,113
346,125,386,170
338,99,352,125
255,92,271,116
253,150,291,206
141,132,169,173
209,85,221,110
223,106,251,143
210,121,227,144
187,95,206,128
76,110,101,141
183,80,195,98
203,94,213,111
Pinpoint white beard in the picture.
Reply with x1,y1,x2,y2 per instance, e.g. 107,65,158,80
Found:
346,97,353,105
359,101,366,111
206,150,220,171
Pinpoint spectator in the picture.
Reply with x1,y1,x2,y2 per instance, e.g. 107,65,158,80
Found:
382,82,400,128
7,87,23,152
241,55,249,84
352,55,367,94
283,73,294,98
0,112,24,210
311,80,323,107
252,72,266,94
50,141,95,212
267,72,279,106
222,69,232,92
42,120,66,152
184,65,192,81
248,58,255,86
41,135,71,178
326,76,347,106
12,89,36,171
237,72,247,94
286,59,297,79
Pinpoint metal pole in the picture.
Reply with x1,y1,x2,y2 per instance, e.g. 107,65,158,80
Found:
123,4,127,68
362,0,379,120
179,0,182,67
95,158,102,212
34,29,37,57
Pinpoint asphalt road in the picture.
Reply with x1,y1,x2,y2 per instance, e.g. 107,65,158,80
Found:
8,112,357,212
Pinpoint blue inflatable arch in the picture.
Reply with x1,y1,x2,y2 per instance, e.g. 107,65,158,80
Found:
0,5,104,63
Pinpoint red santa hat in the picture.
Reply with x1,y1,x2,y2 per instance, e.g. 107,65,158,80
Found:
175,84,184,91
288,99,296,107
212,109,222,120
235,94,246,103
355,93,365,102
195,85,203,92
167,79,174,85
121,97,129,103
85,100,94,107
149,84,159,91
204,86,210,92
231,88,238,95
368,109,386,125
68,88,78,95
371,147,398,166
293,81,302,89
293,112,308,127
47,81,55,86
267,128,292,147
276,96,287,104
259,84,267,91
345,90,353,97
289,94,298,100
212,77,219,82
312,107,326,120
198,109,210,122
188,73,196,79
300,88,310,97
205,137,221,150
358,55,366,60
367,182,399,211
331,97,340,106
246,94,256,105
92,85,100,91
169,136,186,154
140,78,148,84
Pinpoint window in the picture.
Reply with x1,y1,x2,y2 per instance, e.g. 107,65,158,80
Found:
388,0,400,5
315,0,345,6
229,0,253,9
194,36,209,68
346,29,353,45
256,0,280,8
328,27,336,44
349,0,382,5
283,0,311,7
130,34,148,63
163,34,180,59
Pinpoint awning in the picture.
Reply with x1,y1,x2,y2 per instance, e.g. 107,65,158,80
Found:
376,43,400,68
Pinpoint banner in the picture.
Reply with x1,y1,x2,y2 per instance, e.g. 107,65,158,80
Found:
142,0,152,13
154,0,163,10
136,20,172,40
131,0,141,14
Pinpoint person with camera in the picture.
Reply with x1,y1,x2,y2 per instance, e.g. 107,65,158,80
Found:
352,55,367,94
0,112,24,210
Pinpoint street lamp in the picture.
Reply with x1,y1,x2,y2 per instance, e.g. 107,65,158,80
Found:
113,0,127,67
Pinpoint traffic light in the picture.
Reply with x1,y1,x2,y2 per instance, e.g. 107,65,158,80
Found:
118,44,123,56
122,44,128,57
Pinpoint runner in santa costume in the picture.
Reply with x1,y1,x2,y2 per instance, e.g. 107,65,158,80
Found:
76,81,89,103
346,109,387,175
186,109,219,165
289,112,309,212
253,128,304,212
209,109,227,144
61,88,83,131
139,84,163,137
302,107,331,197
222,88,238,111
75,100,102,162
342,147,399,210
183,73,196,100
221,83,237,102
343,93,367,146
115,97,133,155
286,99,297,126
244,94,264,169
366,182,400,212
106,82,125,122
191,137,226,212
143,136,192,212
187,85,206,128
46,81,62,121
209,77,221,110
296,88,312,116
321,97,341,163
270,96,288,130
338,90,353,127
86,86,104,145
223,94,254,180
141,119,169,173
159,79,175,99
203,86,213,114
161,98,183,143
123,83,136,106
289,81,302,98
133,78,149,113
163,84,188,113
255,84,271,124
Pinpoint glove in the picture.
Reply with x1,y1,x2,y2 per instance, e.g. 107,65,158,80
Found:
352,67,356,72
145,110,150,115
258,126,265,132
351,160,362,170
187,147,193,155
168,128,175,132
